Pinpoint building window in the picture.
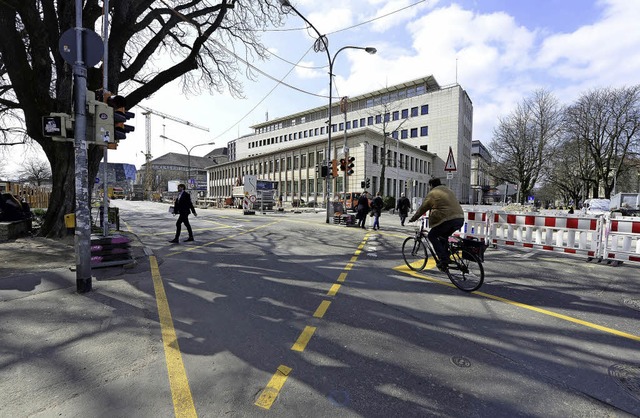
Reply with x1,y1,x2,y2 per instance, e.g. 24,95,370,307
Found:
353,119,358,128
286,157,291,170
360,118,366,126
392,111,399,121
384,113,390,122
372,145,378,163
339,122,344,131
367,116,374,125
411,107,418,117
346,121,351,130
410,128,418,138
375,114,381,124
392,131,398,139
420,126,428,136
421,104,429,115
294,156,299,170
401,129,408,139
401,109,408,119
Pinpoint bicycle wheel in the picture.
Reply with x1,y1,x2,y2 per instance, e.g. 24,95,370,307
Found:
402,236,428,271
446,248,484,291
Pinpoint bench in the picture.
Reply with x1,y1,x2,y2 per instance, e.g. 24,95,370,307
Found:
0,219,32,241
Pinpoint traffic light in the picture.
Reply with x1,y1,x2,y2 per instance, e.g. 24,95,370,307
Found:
106,94,135,141
320,165,328,177
365,178,371,188
360,181,366,189
42,113,73,142
87,89,114,143
339,158,346,172
346,156,355,175
331,159,338,178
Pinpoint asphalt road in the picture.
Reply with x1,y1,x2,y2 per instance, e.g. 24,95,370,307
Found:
1,199,638,417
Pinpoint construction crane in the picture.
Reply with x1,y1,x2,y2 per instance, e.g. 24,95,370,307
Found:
137,105,210,200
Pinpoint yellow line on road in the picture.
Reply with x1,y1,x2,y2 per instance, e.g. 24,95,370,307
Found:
255,365,293,410
337,272,347,283
292,326,316,352
393,264,640,343
314,300,332,318
167,221,280,257
327,283,341,296
149,256,197,417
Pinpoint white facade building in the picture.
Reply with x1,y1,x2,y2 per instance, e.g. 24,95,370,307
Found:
207,75,473,204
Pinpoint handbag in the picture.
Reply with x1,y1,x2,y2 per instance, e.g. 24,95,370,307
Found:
169,206,175,214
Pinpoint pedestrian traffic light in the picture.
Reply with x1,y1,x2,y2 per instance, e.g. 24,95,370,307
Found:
361,181,366,189
365,177,371,188
339,158,346,172
347,157,355,175
87,89,114,143
320,165,328,177
331,159,338,177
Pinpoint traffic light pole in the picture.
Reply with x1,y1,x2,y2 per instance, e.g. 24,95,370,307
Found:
102,0,110,237
73,0,92,293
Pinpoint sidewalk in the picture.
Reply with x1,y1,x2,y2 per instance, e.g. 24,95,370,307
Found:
0,233,172,417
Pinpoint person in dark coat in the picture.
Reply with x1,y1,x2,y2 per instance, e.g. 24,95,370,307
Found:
356,192,370,229
370,192,384,230
396,193,411,226
169,184,197,243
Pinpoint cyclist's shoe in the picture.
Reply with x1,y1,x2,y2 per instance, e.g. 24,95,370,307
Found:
437,258,455,271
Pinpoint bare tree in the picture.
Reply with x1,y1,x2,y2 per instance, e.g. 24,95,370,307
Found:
564,85,640,198
546,136,593,206
17,157,52,186
0,1,283,237
489,89,563,204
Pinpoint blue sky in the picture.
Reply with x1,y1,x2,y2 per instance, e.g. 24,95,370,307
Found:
4,0,640,176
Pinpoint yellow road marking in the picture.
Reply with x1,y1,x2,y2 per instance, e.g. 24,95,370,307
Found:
313,300,332,318
167,221,280,257
327,283,341,296
345,263,354,270
393,264,640,342
337,272,347,283
292,326,316,352
149,256,197,418
254,365,293,410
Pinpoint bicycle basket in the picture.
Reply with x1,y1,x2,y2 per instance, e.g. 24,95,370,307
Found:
461,238,486,262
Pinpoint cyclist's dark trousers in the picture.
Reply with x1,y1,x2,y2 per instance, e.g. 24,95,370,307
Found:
175,214,193,239
428,218,464,261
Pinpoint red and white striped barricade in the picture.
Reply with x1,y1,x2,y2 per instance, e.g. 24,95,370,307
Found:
601,216,640,266
490,212,603,260
462,210,491,244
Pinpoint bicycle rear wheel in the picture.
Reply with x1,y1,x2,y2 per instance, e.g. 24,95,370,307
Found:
446,248,484,291
402,236,428,271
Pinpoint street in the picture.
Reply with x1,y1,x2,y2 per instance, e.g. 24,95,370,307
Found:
1,199,639,417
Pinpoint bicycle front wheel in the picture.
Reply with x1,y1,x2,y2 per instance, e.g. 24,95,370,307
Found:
402,236,428,271
446,248,484,291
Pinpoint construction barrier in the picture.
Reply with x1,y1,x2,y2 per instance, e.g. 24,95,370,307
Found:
601,216,640,266
447,210,640,267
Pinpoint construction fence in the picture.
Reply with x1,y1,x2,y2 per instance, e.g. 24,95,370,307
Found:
451,209,640,267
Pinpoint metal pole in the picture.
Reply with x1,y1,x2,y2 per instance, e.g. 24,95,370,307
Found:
326,61,333,224
74,0,92,293
102,0,110,237
343,104,348,199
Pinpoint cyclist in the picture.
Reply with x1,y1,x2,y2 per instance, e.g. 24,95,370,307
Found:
409,178,464,270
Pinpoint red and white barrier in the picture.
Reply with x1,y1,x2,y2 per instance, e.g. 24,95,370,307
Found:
490,212,603,259
462,210,491,244
601,216,640,266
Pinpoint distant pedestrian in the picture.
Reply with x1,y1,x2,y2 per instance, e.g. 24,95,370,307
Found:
356,192,370,229
370,192,384,230
396,193,411,226
169,183,197,243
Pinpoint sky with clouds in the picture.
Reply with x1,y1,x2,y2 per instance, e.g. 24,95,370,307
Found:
4,0,640,176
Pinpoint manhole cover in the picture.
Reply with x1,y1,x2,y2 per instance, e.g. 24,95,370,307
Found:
622,298,640,312
451,356,471,368
609,364,640,400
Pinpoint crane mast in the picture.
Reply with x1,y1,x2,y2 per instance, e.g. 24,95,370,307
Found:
138,105,210,200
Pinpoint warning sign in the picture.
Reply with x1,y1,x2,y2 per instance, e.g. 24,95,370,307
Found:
444,147,457,172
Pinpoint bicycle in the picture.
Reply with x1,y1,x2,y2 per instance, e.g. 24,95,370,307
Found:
402,218,485,292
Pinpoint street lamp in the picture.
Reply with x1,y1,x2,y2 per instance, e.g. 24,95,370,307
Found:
279,0,376,223
160,135,215,190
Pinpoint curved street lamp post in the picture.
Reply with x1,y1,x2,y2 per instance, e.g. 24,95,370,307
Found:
279,0,376,223
160,135,215,190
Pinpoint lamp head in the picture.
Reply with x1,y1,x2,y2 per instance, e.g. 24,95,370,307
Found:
365,47,377,54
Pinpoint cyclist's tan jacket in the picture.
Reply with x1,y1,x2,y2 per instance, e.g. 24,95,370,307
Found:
410,185,464,227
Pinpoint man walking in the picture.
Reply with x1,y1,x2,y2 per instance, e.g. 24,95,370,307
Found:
169,183,197,243
396,193,411,226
